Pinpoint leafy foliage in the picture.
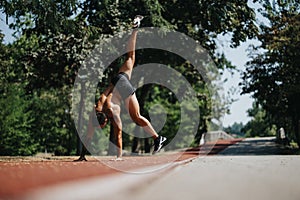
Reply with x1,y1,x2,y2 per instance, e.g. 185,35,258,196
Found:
241,0,300,145
0,84,37,155
0,0,259,155
242,102,276,138
224,122,245,137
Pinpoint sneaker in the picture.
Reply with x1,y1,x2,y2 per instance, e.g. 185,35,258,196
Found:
133,15,144,28
153,136,167,154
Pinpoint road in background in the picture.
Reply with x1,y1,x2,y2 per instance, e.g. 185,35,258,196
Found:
219,137,292,155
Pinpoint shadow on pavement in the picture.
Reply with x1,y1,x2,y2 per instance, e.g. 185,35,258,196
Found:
219,137,295,156
183,139,243,156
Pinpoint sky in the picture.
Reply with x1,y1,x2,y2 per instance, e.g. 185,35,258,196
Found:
0,3,263,128
219,40,259,127
219,0,265,127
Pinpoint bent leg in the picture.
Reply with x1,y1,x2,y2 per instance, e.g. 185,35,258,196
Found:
125,94,159,139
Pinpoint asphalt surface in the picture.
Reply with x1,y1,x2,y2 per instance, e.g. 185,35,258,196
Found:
219,137,292,155
22,137,300,200
0,139,241,199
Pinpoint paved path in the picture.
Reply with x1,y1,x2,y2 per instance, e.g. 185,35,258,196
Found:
219,137,292,155
4,137,300,200
95,137,300,200
109,155,300,200
109,137,300,200
1,139,240,199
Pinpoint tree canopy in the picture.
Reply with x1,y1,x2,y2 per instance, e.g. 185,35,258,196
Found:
241,0,300,146
0,0,259,155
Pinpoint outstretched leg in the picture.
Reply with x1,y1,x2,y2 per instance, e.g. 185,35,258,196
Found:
96,20,139,112
118,29,138,80
95,28,137,111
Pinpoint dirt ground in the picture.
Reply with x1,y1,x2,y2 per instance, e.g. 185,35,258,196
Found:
0,139,241,199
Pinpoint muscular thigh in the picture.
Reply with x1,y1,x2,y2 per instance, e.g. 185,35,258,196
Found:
125,94,140,117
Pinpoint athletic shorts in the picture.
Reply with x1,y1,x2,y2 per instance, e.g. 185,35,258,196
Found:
111,72,136,99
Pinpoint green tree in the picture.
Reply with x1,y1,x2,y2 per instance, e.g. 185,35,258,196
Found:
0,0,260,155
241,0,300,146
224,122,245,137
0,32,38,155
1,1,94,155
0,84,38,155
242,102,276,138
31,88,77,155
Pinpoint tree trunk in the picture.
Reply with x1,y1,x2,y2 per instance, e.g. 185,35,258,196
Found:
291,111,300,148
144,138,151,153
131,136,139,155
296,119,300,148
298,119,300,148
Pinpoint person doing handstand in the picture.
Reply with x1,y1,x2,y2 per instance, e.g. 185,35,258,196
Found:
75,16,166,161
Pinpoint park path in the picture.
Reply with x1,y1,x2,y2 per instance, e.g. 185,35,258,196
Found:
2,137,299,200
111,137,299,200
219,136,292,155
0,139,240,199
91,137,299,200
